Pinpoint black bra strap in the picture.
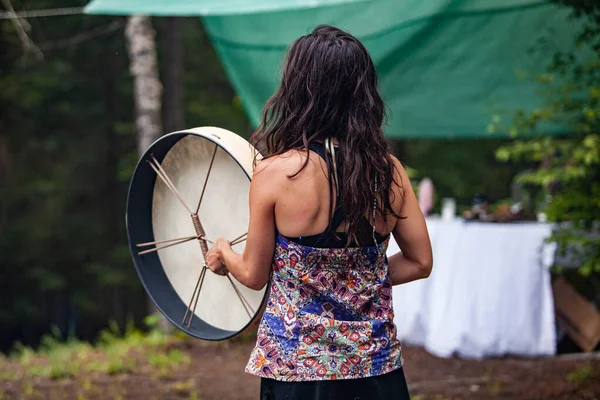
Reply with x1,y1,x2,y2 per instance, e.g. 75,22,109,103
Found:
285,142,388,246
310,142,345,233
308,142,328,162
330,204,346,232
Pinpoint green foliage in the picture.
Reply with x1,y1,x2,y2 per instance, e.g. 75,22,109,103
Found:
170,379,195,396
1,0,143,344
10,326,91,380
403,139,523,210
567,366,596,385
1,2,249,348
9,315,188,380
148,349,191,377
493,3,600,295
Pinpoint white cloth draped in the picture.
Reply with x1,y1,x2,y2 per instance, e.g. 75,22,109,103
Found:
390,219,556,359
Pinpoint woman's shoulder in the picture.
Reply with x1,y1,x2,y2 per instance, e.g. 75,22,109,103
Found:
387,153,410,186
253,150,314,178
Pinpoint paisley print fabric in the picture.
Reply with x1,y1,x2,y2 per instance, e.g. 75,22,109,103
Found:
246,234,403,382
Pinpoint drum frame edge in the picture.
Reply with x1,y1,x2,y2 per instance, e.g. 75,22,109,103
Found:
125,127,268,341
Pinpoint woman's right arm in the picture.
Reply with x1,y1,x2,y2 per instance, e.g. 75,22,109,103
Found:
387,157,433,285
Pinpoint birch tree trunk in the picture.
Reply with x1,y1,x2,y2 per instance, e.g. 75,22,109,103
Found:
125,16,170,330
125,16,163,156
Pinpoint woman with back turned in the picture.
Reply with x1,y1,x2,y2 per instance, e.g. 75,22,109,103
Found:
206,25,433,400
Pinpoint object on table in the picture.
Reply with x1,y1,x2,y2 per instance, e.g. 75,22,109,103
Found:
472,194,489,216
537,212,548,223
511,180,523,204
418,178,434,216
463,196,533,223
441,198,456,221
483,202,527,223
552,277,600,352
484,203,513,222
462,194,489,221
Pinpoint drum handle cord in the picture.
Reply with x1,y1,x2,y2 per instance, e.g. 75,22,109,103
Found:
136,234,213,255
147,155,194,215
183,264,208,328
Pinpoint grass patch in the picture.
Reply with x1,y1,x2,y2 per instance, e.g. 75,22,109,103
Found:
487,379,504,395
411,396,450,400
7,314,189,381
0,371,18,381
170,379,195,396
148,349,190,377
567,366,596,385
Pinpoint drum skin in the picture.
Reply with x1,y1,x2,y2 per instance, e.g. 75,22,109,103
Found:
126,127,267,340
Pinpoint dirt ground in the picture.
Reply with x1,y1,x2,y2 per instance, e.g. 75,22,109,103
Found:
1,340,599,400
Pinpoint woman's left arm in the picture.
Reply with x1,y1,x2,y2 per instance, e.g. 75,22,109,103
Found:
206,160,277,290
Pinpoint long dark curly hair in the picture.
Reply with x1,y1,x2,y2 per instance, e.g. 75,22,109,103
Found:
250,25,402,245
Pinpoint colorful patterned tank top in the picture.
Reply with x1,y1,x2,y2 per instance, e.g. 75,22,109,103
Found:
245,233,403,381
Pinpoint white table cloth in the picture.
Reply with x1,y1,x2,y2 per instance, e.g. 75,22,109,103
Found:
390,219,556,359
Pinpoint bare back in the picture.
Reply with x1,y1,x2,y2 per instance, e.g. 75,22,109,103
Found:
263,149,404,240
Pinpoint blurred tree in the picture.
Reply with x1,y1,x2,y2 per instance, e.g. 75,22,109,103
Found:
160,17,185,133
124,15,171,329
401,138,523,211
0,1,522,349
0,1,142,349
0,1,247,350
179,19,248,135
493,1,600,304
125,15,162,155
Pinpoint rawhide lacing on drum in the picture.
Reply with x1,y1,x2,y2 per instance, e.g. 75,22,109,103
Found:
134,151,252,330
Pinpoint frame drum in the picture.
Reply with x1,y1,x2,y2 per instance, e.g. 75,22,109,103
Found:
126,127,267,340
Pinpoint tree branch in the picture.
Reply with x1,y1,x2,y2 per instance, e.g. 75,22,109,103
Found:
1,0,43,60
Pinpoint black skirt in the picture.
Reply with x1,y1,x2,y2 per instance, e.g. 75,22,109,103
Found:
259,367,411,400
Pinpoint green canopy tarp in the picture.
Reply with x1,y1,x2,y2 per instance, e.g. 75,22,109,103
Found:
85,0,581,138
84,0,370,16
